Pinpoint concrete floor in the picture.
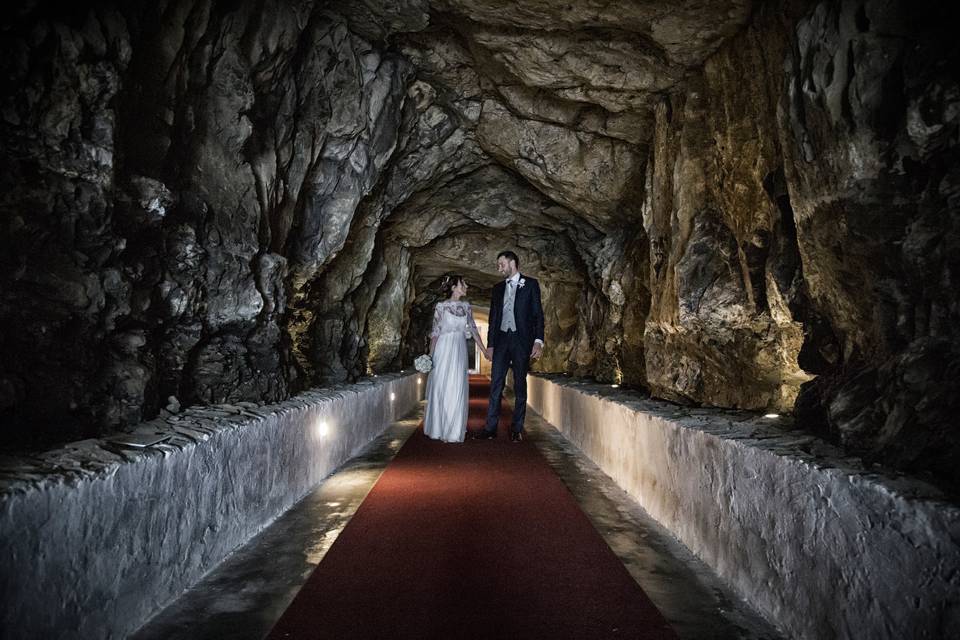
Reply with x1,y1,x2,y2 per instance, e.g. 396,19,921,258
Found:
134,403,781,640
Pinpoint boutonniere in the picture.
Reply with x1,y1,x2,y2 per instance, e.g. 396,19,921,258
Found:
518,278,526,289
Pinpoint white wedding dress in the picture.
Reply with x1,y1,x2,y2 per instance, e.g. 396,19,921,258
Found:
423,300,478,443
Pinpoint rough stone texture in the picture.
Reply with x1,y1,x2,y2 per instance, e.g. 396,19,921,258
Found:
641,21,812,412
477,98,645,227
0,2,416,442
0,0,703,445
633,0,960,488
0,374,420,640
1,0,958,493
1,5,135,442
376,158,599,373
467,27,684,114
432,0,753,66
527,374,960,640
778,0,960,486
495,83,652,146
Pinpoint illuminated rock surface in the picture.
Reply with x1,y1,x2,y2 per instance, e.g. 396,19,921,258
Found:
1,0,958,500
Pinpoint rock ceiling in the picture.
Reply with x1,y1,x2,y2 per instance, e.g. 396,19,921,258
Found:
338,0,755,290
3,0,959,491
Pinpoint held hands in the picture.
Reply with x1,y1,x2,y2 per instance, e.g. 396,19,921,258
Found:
480,345,540,360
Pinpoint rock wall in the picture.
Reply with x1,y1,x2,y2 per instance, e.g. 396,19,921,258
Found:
782,0,960,486
0,2,418,443
2,5,137,444
642,5,813,412
640,0,960,484
0,373,420,640
1,0,957,490
526,374,960,640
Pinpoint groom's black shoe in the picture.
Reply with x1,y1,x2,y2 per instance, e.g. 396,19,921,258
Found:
510,431,523,442
473,429,497,440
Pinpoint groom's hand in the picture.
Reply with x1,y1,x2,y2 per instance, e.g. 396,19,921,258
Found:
531,342,543,360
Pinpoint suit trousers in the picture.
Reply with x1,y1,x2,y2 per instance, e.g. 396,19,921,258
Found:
484,329,529,433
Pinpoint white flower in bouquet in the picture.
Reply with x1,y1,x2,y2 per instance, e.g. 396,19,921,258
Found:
414,354,433,373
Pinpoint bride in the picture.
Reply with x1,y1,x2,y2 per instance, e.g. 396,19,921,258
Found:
423,275,490,442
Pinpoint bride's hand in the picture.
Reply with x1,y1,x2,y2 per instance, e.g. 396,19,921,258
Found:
482,347,492,361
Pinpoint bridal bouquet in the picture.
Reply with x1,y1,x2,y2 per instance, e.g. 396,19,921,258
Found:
414,354,433,373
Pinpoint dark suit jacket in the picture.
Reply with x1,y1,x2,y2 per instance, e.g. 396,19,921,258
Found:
487,274,545,351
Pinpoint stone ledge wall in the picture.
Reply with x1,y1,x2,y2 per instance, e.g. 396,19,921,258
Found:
526,374,960,640
0,373,421,640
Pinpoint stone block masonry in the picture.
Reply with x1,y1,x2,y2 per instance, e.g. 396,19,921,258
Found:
0,373,422,640
526,374,960,640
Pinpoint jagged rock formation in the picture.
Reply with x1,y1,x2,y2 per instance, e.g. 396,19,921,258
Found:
1,0,957,491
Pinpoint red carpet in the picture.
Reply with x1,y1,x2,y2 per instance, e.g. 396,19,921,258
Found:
268,376,676,639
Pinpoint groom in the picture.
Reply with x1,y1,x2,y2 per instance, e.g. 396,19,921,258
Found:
475,251,544,442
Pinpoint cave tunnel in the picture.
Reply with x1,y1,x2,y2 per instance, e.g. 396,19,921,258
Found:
1,0,959,638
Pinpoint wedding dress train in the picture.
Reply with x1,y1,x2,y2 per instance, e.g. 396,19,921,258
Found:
423,300,478,443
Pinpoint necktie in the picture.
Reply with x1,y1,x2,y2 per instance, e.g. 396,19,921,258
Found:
501,280,517,332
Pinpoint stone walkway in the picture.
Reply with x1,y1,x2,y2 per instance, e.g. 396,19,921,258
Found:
134,401,780,640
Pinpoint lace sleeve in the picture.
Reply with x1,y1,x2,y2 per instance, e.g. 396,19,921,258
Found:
430,303,443,338
465,303,479,339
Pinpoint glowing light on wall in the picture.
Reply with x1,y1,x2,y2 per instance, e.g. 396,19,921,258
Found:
315,420,330,439
390,392,396,401
763,413,780,419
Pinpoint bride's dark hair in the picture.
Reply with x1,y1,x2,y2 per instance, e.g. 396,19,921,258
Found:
440,274,464,298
